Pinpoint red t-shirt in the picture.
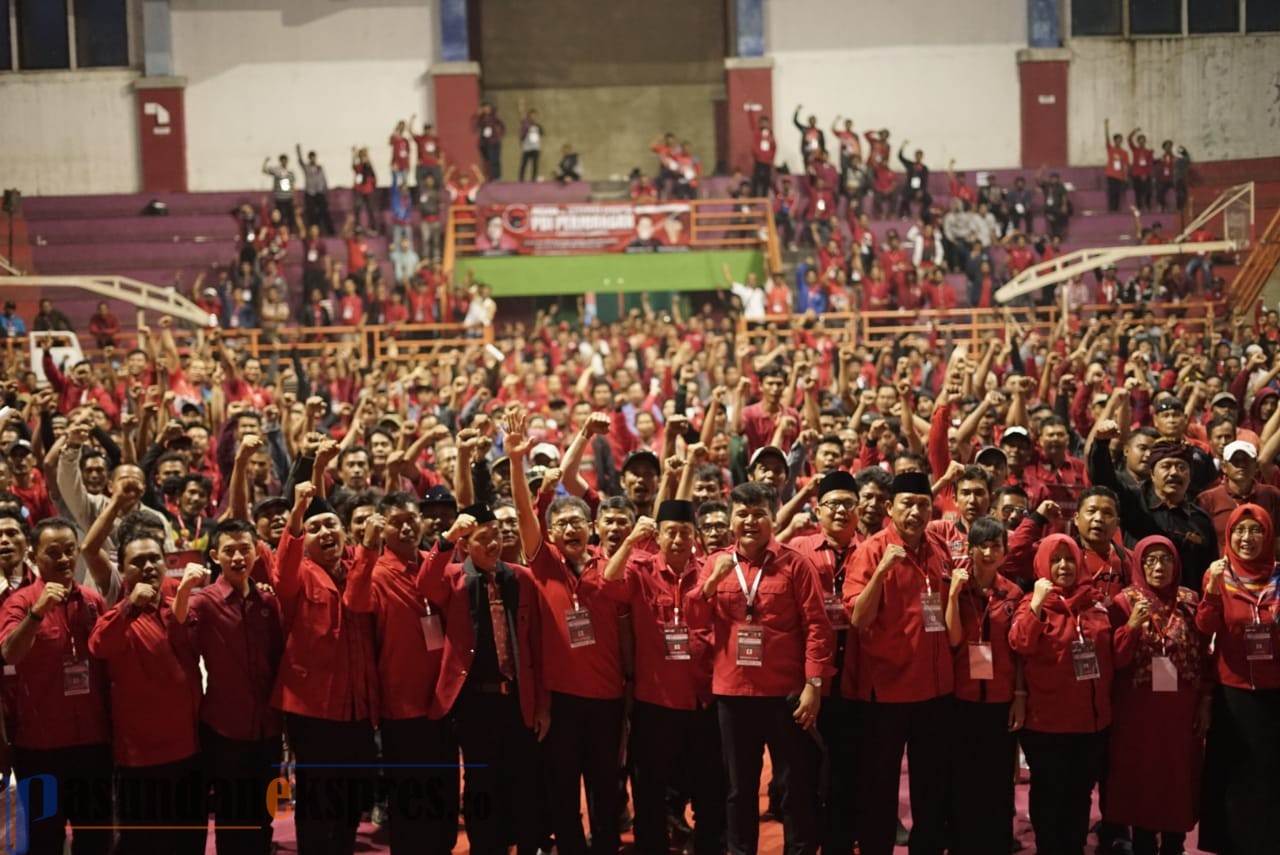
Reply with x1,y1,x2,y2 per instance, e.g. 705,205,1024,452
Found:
1105,144,1130,180
412,132,441,168
389,135,410,170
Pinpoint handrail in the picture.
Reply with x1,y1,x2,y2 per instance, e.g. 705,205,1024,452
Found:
1231,207,1280,308
994,240,1239,304
1,274,211,326
1174,181,1253,245
0,253,21,275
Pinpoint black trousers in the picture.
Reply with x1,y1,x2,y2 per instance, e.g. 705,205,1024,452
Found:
286,714,377,855
201,725,278,855
115,754,207,855
630,700,726,855
1019,728,1107,855
811,695,858,855
546,692,624,855
481,142,502,180
717,695,816,855
750,162,773,199
303,193,334,234
1131,827,1185,855
1106,176,1126,212
519,150,540,182
1199,685,1280,855
380,716,459,855
855,695,951,855
12,743,113,855
453,691,542,855
353,191,379,234
1132,175,1152,210
948,700,1014,855
274,197,296,228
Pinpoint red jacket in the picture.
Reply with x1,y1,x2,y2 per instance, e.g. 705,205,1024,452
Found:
419,546,547,728
1009,536,1114,733
1196,569,1280,690
272,530,380,722
42,351,120,425
950,573,1023,704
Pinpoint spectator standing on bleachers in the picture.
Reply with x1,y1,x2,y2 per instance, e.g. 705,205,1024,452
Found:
417,173,444,262
473,101,506,181
88,302,120,348
897,142,930,218
351,146,380,235
1128,128,1154,212
1173,144,1191,214
673,142,702,201
832,116,861,193
518,98,543,182
294,146,334,236
719,262,766,322
262,154,298,230
32,299,72,333
389,182,414,249
1038,169,1071,239
1104,119,1130,213
792,106,825,164
980,175,1010,238
1156,140,1178,214
391,239,419,287
300,224,330,303
1006,176,1033,236
389,120,411,189
409,116,444,190
747,108,775,199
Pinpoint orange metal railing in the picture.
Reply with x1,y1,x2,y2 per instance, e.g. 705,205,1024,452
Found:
1230,208,1280,309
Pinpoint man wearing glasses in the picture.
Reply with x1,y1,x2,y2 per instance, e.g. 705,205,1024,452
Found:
507,409,628,855
787,471,861,855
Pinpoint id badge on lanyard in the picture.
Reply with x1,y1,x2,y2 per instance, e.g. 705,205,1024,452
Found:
62,634,90,697
566,595,596,648
921,579,945,633
1071,621,1101,681
420,600,444,651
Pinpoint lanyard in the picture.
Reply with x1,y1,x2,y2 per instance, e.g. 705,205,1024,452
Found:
733,554,764,619
1227,567,1277,624
559,553,589,611
656,562,696,624
1060,597,1087,642
966,585,999,643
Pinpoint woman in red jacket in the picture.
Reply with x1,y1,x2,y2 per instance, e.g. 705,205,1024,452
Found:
1196,503,1280,855
1009,534,1113,855
943,516,1025,855
1105,536,1210,855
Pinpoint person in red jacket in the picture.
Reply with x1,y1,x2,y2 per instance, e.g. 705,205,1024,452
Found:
845,471,952,855
0,517,113,855
273,482,379,855
89,531,205,855
1009,534,1114,855
422,504,548,855
1196,503,1280,855
1105,535,1209,855
943,517,1025,855
1155,139,1177,213
788,471,860,855
1103,118,1130,212
41,341,120,426
343,491,458,855
1128,128,1154,211
686,481,833,855
747,110,775,199
602,499,724,855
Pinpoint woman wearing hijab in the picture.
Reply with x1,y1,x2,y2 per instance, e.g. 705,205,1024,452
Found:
943,516,1025,855
1196,503,1280,854
1105,536,1210,855
1009,534,1114,855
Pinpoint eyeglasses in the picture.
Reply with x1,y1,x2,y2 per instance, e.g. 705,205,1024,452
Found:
551,518,590,531
1141,554,1175,568
820,499,856,513
1234,524,1265,538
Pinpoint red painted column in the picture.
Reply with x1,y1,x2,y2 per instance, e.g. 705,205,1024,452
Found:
133,77,188,192
724,57,774,177
1017,48,1070,168
431,62,482,177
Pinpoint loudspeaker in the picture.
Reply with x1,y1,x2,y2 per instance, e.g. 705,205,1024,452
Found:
2,189,19,214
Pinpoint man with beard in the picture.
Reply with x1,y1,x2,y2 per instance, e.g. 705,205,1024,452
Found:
686,482,833,855
424,505,547,855
508,408,628,855
1006,487,1128,598
846,472,953,855
1089,424,1216,591
273,482,379,854
1149,397,1216,494
173,519,283,854
344,492,457,855
602,500,724,855
89,530,205,854
787,472,861,855
0,518,112,855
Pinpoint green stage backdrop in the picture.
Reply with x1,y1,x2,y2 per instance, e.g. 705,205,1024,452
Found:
457,249,766,297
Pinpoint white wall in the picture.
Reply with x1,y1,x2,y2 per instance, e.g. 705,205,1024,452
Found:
171,0,435,191
1067,35,1280,166
766,0,1026,170
0,70,141,195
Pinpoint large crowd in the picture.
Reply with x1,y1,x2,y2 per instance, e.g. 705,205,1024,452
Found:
0,266,1277,855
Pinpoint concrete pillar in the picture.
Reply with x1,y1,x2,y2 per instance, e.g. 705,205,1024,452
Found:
1017,47,1070,167
431,0,481,175
134,0,187,191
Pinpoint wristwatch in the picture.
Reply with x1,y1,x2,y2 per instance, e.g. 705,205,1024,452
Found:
806,677,822,689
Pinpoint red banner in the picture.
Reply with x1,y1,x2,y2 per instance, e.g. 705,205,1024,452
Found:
473,202,692,256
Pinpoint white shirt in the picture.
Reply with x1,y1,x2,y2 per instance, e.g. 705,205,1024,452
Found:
730,281,766,320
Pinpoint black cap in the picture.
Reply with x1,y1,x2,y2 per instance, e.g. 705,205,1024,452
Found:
816,470,857,498
421,485,457,506
459,503,497,525
304,495,338,519
1154,397,1184,414
253,496,291,518
656,499,696,524
5,439,33,457
622,449,660,473
891,471,933,497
